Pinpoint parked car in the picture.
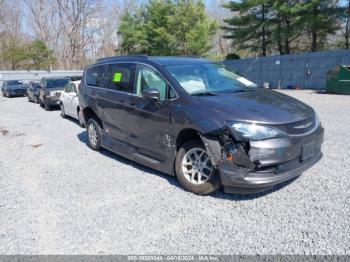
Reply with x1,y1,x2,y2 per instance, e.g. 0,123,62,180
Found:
59,80,84,127
1,80,27,97
79,56,324,195
26,81,41,103
39,77,70,111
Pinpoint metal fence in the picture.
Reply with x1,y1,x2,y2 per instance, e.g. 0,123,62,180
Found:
222,49,350,90
0,70,83,86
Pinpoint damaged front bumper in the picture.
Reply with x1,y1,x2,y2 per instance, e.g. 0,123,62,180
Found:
219,151,322,194
212,125,324,194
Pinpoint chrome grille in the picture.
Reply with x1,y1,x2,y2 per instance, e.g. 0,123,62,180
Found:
277,116,318,136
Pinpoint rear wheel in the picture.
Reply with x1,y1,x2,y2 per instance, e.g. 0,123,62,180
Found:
87,118,102,151
77,109,85,127
175,140,221,195
60,103,66,118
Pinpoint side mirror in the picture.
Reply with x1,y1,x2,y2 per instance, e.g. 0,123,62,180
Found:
142,88,160,102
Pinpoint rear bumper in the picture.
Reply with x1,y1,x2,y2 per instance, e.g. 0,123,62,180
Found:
44,96,60,106
218,125,324,194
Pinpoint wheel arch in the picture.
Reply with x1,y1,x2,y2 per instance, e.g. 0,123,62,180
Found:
176,128,222,166
176,128,202,151
82,107,103,128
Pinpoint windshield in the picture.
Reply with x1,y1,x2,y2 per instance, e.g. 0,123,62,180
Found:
8,80,22,86
166,63,257,95
31,82,40,88
47,79,69,89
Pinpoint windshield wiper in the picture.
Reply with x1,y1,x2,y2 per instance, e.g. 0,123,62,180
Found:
191,91,218,96
230,89,257,93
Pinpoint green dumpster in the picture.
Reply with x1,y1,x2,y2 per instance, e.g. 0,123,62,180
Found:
326,65,350,95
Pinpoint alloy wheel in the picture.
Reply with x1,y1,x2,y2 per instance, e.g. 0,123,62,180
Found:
88,122,98,146
181,147,213,185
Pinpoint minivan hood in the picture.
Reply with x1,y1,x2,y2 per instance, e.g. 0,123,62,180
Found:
198,89,314,125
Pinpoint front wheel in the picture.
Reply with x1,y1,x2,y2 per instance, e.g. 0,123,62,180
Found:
175,140,221,195
87,118,102,151
34,96,39,104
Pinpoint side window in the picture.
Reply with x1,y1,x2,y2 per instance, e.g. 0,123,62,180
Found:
135,66,168,101
64,84,71,93
72,84,77,93
105,63,134,93
169,88,177,99
86,65,104,87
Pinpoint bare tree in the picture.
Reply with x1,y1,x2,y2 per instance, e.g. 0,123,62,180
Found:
206,0,232,59
0,0,24,69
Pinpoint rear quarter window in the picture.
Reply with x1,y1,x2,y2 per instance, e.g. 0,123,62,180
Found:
86,65,105,87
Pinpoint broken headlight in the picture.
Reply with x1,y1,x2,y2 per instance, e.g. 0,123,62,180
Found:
226,121,287,141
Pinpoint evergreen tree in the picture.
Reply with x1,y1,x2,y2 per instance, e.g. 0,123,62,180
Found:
270,0,302,54
118,0,217,56
344,0,350,49
26,39,56,70
118,11,147,55
168,0,217,55
294,0,343,52
222,0,273,57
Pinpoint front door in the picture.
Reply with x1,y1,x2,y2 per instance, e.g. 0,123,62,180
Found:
127,65,177,163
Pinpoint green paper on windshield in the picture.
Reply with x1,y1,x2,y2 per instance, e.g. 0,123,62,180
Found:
113,72,122,82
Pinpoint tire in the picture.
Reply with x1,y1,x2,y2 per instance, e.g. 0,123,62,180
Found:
28,96,31,102
34,96,39,104
6,91,11,98
175,140,221,195
60,103,66,118
77,109,85,128
44,103,51,111
87,118,102,151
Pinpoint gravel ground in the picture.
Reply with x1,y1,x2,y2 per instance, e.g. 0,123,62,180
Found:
0,90,349,255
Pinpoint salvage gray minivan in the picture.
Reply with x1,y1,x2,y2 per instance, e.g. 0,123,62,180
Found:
79,56,324,195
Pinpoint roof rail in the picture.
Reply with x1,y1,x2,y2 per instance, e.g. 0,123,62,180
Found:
97,55,149,62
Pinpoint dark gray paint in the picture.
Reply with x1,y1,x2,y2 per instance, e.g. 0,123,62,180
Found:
79,56,324,193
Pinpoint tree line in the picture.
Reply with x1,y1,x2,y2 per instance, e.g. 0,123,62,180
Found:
0,0,349,70
223,0,349,57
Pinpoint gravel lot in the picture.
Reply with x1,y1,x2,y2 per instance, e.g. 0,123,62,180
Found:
0,90,349,255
